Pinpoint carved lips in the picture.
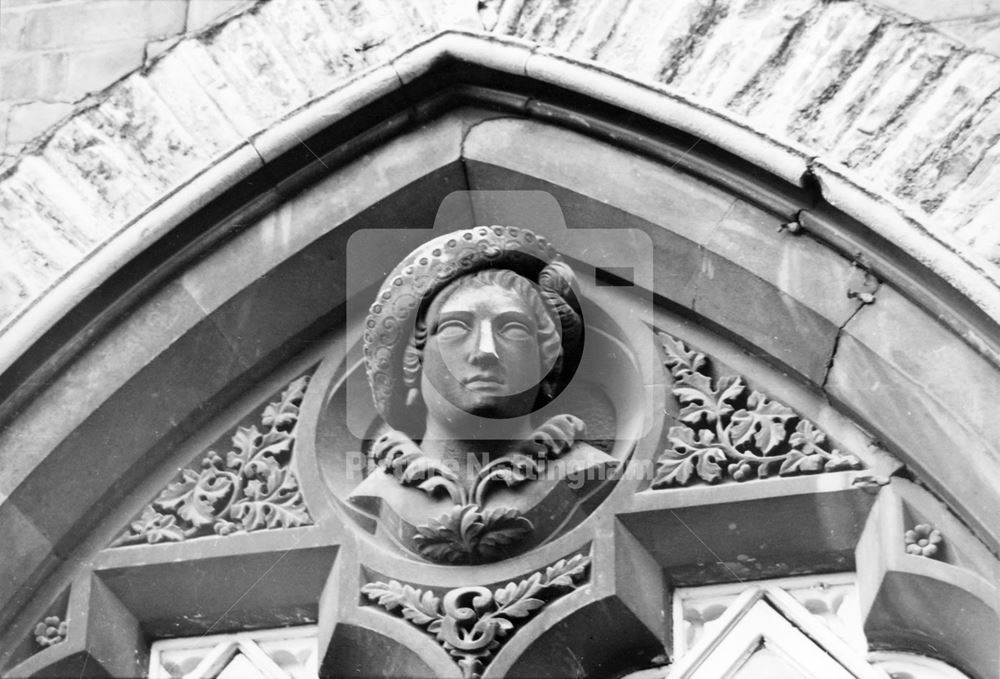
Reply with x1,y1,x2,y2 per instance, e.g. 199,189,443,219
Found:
463,373,505,390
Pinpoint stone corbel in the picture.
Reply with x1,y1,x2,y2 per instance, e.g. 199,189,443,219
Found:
320,518,668,679
2,574,143,679
856,478,1000,679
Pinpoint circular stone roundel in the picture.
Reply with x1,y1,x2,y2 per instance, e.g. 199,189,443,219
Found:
295,222,655,566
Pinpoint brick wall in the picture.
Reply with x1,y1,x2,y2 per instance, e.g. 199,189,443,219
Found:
0,0,253,171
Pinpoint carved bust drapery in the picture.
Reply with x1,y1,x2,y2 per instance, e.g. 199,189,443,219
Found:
349,226,618,564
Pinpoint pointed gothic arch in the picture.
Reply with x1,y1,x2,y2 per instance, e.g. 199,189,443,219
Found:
0,18,998,679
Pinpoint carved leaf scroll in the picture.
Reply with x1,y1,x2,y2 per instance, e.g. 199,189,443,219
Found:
112,375,314,546
652,334,863,488
362,554,591,679
372,414,585,564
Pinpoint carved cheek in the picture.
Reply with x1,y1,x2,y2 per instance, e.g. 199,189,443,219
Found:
495,338,542,392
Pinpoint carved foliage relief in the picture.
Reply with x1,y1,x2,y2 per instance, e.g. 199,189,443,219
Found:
371,414,585,564
112,376,314,546
362,554,591,679
653,334,862,488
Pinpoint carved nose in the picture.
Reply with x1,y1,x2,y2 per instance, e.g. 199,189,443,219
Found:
471,319,499,362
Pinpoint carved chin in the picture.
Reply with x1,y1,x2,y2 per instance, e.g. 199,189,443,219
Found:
462,394,510,416
456,392,536,420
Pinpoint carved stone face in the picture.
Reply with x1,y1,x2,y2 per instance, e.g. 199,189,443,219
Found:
420,282,543,423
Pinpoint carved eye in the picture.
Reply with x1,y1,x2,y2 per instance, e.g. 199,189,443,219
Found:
436,319,470,339
499,321,532,340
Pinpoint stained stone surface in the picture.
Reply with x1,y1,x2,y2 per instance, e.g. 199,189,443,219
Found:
826,284,1000,547
1,3,1000,670
3,0,1000,336
0,151,996,679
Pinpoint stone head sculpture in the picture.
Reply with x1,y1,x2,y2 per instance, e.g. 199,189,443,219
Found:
355,226,612,565
363,226,582,440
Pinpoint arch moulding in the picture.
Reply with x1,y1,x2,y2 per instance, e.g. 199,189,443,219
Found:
1,7,999,679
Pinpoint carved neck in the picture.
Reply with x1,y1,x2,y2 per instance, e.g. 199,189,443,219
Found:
420,417,535,477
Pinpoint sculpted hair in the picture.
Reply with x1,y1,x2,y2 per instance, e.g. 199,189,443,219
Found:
401,265,581,408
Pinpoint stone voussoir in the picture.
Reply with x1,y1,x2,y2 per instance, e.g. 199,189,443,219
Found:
4,0,1000,346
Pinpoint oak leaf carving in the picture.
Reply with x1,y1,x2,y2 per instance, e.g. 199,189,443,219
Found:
655,334,864,488
729,391,795,454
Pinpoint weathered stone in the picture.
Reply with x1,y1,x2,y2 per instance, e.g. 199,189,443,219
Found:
0,501,58,629
144,35,182,62
510,0,619,57
795,21,917,153
462,118,735,247
0,9,29,58
142,52,245,157
870,0,1000,24
254,0,359,95
672,0,817,107
0,208,66,293
170,40,268,137
0,195,78,272
957,195,1000,266
7,321,249,552
198,14,310,125
4,101,73,146
97,539,338,638
62,40,148,101
86,79,206,194
2,0,1000,341
12,156,105,244
0,157,110,305
826,284,1000,548
0,272,30,322
935,15,1000,54
186,0,253,33
313,0,438,66
1,63,998,673
857,479,1000,679
872,51,1000,202
17,0,186,50
41,117,158,225
704,199,861,326
746,3,883,135
622,476,875,584
907,83,1000,217
0,281,207,500
935,108,1000,247
591,0,703,77
834,30,957,169
0,51,69,101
